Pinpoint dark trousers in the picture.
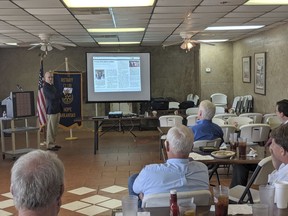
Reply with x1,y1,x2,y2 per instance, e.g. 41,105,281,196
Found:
230,164,257,188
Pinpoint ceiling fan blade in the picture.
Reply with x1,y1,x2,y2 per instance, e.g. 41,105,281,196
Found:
52,41,76,47
51,43,65,51
28,44,40,50
162,40,184,48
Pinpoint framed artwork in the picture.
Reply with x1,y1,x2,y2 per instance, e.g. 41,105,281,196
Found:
242,56,251,83
254,52,266,95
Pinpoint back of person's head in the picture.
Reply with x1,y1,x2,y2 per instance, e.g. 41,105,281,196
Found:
11,150,65,212
271,124,288,152
276,99,288,117
166,125,194,155
199,100,216,120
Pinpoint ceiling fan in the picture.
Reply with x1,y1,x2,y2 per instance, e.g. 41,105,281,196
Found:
162,32,214,52
20,33,76,53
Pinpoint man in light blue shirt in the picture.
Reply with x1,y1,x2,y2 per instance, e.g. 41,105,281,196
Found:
189,100,223,142
128,125,209,206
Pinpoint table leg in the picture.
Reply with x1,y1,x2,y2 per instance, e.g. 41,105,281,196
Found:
94,120,99,154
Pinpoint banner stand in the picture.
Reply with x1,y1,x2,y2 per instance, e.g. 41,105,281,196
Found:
53,57,81,141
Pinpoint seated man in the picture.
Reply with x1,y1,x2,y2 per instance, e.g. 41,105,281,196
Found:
10,150,65,216
230,99,288,188
128,125,209,206
268,124,288,184
189,100,223,142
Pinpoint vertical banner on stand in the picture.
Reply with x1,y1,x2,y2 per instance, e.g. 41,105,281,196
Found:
53,72,82,128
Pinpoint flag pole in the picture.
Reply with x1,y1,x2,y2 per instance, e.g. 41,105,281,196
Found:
64,57,78,141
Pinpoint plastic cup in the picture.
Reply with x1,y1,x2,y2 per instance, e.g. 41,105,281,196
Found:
213,186,229,216
238,137,247,157
121,195,138,216
252,204,269,216
259,185,275,216
275,181,288,209
179,202,196,216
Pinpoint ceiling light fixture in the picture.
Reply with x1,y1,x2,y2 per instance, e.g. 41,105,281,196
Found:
180,40,194,52
98,42,140,45
205,25,264,30
88,28,145,33
63,0,155,8
245,0,288,5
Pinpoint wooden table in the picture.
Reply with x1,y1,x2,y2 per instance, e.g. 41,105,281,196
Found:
75,116,157,154
192,145,269,165
112,204,288,216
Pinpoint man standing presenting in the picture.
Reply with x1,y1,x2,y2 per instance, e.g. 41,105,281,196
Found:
43,71,66,151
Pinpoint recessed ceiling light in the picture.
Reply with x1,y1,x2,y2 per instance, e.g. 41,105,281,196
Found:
63,0,155,8
98,42,140,45
199,39,228,43
205,25,264,30
245,0,288,5
88,28,145,33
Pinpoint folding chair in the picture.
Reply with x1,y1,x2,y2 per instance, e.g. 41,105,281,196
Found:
239,124,271,146
158,115,183,161
229,156,274,204
142,190,211,207
239,113,263,123
193,138,222,185
186,114,198,126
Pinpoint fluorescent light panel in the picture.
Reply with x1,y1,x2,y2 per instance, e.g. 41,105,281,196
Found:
205,25,264,30
98,42,140,45
88,28,145,33
63,0,155,8
245,0,288,5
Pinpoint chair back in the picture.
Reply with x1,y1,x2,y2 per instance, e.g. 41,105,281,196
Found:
267,116,282,130
169,101,180,110
186,107,199,115
220,125,237,143
159,115,183,127
253,156,275,185
211,93,227,108
214,113,237,121
239,124,271,145
229,156,274,204
193,95,200,107
142,190,211,208
212,118,226,126
215,106,225,114
227,116,253,128
239,113,263,123
262,113,277,124
187,94,194,101
193,138,222,150
186,115,198,126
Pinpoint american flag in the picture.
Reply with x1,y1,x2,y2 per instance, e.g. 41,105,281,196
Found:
37,58,47,126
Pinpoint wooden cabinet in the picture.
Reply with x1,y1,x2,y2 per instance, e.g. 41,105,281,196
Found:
0,116,40,159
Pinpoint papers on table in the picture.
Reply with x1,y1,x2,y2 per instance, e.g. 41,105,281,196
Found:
210,204,252,215
189,152,214,160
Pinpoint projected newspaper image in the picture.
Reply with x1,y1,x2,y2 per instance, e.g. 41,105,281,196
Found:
93,56,141,93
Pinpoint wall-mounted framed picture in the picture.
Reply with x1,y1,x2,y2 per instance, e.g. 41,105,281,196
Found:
254,52,266,95
242,56,251,83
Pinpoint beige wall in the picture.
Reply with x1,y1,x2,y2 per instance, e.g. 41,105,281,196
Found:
233,23,288,114
1,22,288,118
0,46,198,117
199,43,234,106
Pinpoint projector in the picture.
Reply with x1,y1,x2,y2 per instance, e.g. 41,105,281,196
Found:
108,111,123,118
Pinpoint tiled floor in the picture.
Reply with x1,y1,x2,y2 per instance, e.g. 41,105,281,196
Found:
0,128,232,216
